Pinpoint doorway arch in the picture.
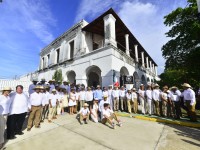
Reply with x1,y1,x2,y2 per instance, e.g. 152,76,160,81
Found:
86,65,102,88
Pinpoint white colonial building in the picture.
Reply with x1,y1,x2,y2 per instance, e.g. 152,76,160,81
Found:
20,8,159,88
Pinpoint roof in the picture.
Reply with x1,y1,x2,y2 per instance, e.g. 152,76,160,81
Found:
82,8,157,66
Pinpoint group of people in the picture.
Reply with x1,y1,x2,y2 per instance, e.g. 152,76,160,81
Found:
0,78,199,149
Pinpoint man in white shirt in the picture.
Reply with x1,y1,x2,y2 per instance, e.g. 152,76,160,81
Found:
181,83,197,122
27,86,43,131
108,85,113,110
170,86,181,119
112,86,120,111
85,87,93,109
41,85,50,121
101,103,122,129
138,84,146,115
119,86,126,111
152,84,161,116
48,89,58,123
78,103,90,125
79,88,86,109
145,85,153,116
7,85,31,139
161,86,169,117
132,88,138,114
126,89,132,113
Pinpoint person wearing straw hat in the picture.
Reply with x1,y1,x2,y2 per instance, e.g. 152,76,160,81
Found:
85,87,94,110
112,86,120,111
119,86,126,112
48,89,59,123
90,98,99,123
27,85,43,131
101,103,122,129
78,103,90,125
108,85,113,109
7,85,31,139
49,79,55,93
94,85,103,103
126,89,132,113
181,83,197,122
99,96,109,115
138,84,146,115
152,84,161,116
79,87,86,109
160,86,169,117
145,84,153,116
170,86,182,119
28,79,38,96
0,87,12,148
41,85,50,122
131,88,138,114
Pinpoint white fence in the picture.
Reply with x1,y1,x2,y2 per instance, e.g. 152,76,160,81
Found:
0,79,32,94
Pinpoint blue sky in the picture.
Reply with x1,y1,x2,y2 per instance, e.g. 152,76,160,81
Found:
0,0,187,79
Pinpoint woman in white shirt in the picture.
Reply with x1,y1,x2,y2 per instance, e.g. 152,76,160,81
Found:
0,87,12,148
138,84,146,115
161,86,169,117
145,85,153,115
90,99,99,123
69,89,76,115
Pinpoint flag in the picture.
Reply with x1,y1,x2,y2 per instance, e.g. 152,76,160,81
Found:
113,70,119,87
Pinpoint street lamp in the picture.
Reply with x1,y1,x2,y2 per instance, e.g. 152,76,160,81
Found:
197,0,200,20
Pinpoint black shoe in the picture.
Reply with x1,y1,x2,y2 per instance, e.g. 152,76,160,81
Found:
27,128,31,131
7,136,16,140
15,131,24,135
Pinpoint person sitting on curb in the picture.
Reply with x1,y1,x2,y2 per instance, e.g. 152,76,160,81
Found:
78,103,90,125
101,103,122,129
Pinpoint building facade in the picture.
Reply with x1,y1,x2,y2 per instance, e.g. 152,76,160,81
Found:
21,8,159,88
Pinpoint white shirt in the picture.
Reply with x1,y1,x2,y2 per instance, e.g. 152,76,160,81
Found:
103,91,109,98
29,92,43,106
99,100,109,112
182,88,196,105
79,107,90,115
102,108,113,119
145,90,152,100
85,91,93,101
79,91,86,100
58,92,64,101
119,90,126,98
49,93,58,107
112,90,119,98
138,89,145,98
9,92,30,115
161,92,168,100
43,92,50,105
131,92,137,100
108,89,113,97
0,95,11,115
152,89,161,101
126,93,132,100
170,90,181,102
75,92,80,100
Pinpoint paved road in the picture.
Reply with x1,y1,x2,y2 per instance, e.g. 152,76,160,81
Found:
3,114,200,150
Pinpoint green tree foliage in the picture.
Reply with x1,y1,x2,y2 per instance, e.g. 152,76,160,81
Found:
52,69,63,83
161,0,200,87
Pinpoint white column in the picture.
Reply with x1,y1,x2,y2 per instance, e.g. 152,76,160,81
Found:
155,66,158,76
141,52,145,67
103,14,117,47
152,64,155,74
149,61,152,72
146,57,149,68
134,45,138,62
125,34,130,56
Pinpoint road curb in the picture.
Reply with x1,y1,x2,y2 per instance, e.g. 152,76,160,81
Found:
116,113,200,128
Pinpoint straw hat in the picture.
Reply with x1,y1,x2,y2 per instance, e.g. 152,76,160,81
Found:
132,88,136,91
0,87,13,91
103,95,108,98
140,84,144,87
171,86,178,89
163,86,168,89
33,85,41,90
39,86,45,90
154,84,159,87
88,87,91,90
83,103,89,107
181,83,191,88
63,80,68,83
94,98,99,101
52,89,57,92
45,85,50,89
97,85,101,88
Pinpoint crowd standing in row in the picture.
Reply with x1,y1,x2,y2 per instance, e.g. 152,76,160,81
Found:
0,78,199,148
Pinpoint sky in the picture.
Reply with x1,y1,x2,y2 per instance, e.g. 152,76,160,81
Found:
0,0,187,79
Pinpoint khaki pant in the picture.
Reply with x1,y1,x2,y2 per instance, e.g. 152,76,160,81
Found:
172,101,181,119
80,100,85,109
139,97,146,114
0,115,7,144
127,99,133,113
80,114,89,122
102,113,118,124
162,101,167,117
185,101,197,122
114,98,119,111
27,106,41,128
154,100,160,116
48,106,56,120
133,98,138,113
120,97,126,111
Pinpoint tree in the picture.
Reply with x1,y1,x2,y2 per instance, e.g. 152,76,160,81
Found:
161,0,200,87
52,69,63,83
